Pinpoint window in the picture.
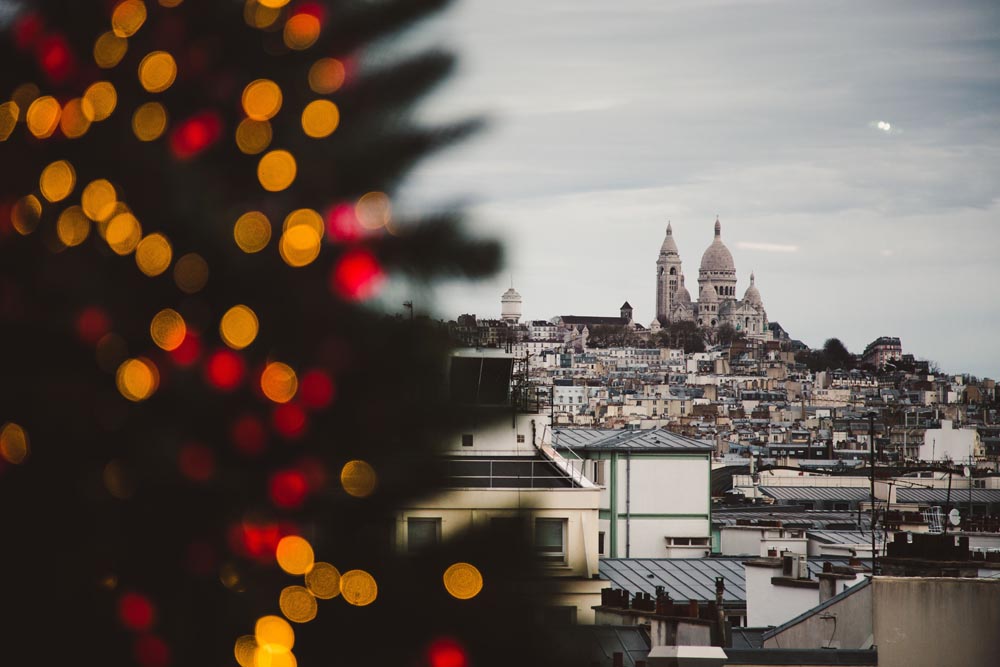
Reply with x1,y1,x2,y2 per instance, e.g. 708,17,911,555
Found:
461,434,473,447
592,460,606,485
598,531,606,555
516,434,525,443
535,518,567,564
407,518,441,553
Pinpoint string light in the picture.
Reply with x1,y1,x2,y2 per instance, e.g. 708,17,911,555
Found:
0,423,30,465
39,160,76,202
234,211,271,252
242,80,282,121
257,150,297,191
340,460,377,498
283,13,320,51
235,118,272,154
133,102,168,141
308,58,345,94
260,362,297,403
12,195,42,235
304,562,340,599
150,309,186,351
279,586,317,623
219,305,259,350
0,101,18,141
106,212,143,255
94,31,128,69
56,206,91,247
275,536,314,575
300,100,339,138
59,98,93,138
116,357,160,401
442,563,484,600
111,0,148,38
135,233,173,276
138,51,177,93
26,95,60,138
339,570,378,606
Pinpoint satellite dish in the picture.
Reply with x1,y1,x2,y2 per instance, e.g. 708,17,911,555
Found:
948,509,961,527
963,466,971,478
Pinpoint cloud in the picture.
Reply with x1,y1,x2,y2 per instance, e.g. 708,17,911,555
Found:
736,242,800,253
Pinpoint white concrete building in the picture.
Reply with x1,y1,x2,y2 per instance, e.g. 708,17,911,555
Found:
920,419,983,463
552,428,715,558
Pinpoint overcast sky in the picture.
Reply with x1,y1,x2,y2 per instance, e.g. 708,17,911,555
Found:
394,1,1000,376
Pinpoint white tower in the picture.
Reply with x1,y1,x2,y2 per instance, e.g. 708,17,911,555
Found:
501,286,522,324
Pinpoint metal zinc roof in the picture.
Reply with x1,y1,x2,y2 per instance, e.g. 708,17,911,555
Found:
552,428,714,452
895,488,1000,504
713,509,870,529
599,558,747,604
807,530,884,546
599,558,865,605
759,487,872,502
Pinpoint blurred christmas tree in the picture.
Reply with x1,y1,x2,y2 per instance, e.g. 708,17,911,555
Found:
0,1,575,665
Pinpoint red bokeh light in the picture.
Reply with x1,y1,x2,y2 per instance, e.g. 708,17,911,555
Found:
272,403,308,439
299,369,335,410
178,442,215,482
295,2,326,22
75,306,111,345
230,414,267,456
296,455,328,492
118,592,155,632
427,638,468,667
13,13,43,51
268,469,309,509
325,203,363,241
133,634,170,667
205,349,245,391
36,33,75,84
170,111,223,160
330,248,384,301
170,330,201,367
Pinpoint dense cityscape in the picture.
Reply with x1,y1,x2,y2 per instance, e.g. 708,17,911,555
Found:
428,218,1000,665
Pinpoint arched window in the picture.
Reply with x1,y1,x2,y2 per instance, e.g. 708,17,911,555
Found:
669,267,676,275
745,317,749,328
698,319,703,325
711,319,717,326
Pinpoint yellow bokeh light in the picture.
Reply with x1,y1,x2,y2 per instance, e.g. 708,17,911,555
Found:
260,362,297,404
106,212,143,255
59,98,94,138
94,31,128,69
174,253,209,294
443,562,484,600
133,101,168,141
340,570,378,607
39,160,76,202
159,0,183,7
258,0,291,8
301,100,339,139
139,51,177,93
103,459,135,499
12,83,39,111
116,357,159,402
242,80,283,121
304,562,341,600
135,233,173,276
150,308,186,351
84,82,118,121
275,535,314,575
283,14,320,51
234,635,258,667
235,118,272,155
0,101,18,141
255,615,294,653
356,191,391,229
255,647,298,667
112,0,148,38
279,586,317,624
234,211,272,253
11,195,42,236
340,460,377,498
0,423,30,465
278,226,320,268
26,96,61,139
220,305,259,350
56,206,91,247
244,1,281,30
82,180,118,222
308,58,345,95
282,208,323,237
258,150,297,192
